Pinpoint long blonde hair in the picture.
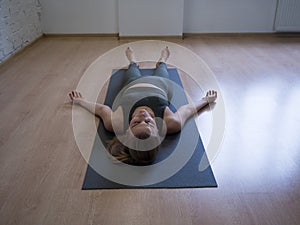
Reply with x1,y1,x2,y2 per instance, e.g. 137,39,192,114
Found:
107,132,161,165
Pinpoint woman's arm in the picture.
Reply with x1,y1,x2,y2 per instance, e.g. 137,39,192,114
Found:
69,91,113,132
165,90,217,134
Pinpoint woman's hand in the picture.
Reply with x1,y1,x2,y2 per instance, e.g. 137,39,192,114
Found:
203,90,217,104
68,90,83,105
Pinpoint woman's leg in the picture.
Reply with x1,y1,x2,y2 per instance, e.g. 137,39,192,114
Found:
152,47,170,78
152,47,173,100
152,62,169,79
123,47,142,86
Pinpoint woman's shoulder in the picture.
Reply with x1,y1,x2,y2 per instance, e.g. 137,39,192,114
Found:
163,107,181,134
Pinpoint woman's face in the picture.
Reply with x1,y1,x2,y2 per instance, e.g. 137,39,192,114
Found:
129,108,158,138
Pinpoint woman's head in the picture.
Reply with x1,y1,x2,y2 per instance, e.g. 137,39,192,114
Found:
129,107,159,139
107,107,162,165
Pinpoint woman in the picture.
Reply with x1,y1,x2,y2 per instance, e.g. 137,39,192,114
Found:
69,47,217,165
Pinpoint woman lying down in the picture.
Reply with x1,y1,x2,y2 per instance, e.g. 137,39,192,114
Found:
69,47,217,165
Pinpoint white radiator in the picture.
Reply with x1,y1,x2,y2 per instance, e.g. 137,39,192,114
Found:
275,0,300,32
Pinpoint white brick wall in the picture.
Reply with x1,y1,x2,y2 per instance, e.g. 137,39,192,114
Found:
0,0,42,63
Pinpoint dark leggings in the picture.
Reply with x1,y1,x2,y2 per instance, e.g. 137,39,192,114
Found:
123,62,169,86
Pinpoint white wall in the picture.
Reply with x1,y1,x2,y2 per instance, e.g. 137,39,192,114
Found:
0,0,43,63
40,0,279,35
40,0,118,34
119,0,184,36
1,0,291,57
183,0,278,33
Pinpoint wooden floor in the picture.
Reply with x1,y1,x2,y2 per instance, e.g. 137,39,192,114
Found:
0,35,300,225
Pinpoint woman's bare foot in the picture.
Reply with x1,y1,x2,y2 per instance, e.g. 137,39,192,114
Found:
157,46,170,64
125,47,137,63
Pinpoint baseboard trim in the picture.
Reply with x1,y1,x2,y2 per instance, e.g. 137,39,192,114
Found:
118,35,183,40
183,32,300,38
44,33,119,38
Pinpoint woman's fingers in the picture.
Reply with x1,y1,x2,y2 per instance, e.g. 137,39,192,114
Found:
70,90,82,98
68,90,83,103
69,93,73,100
205,90,217,103
207,90,216,96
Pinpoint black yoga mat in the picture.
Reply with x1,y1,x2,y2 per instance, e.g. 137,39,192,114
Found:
82,68,217,189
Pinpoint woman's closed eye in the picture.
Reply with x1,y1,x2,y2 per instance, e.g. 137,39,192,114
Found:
132,121,140,127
